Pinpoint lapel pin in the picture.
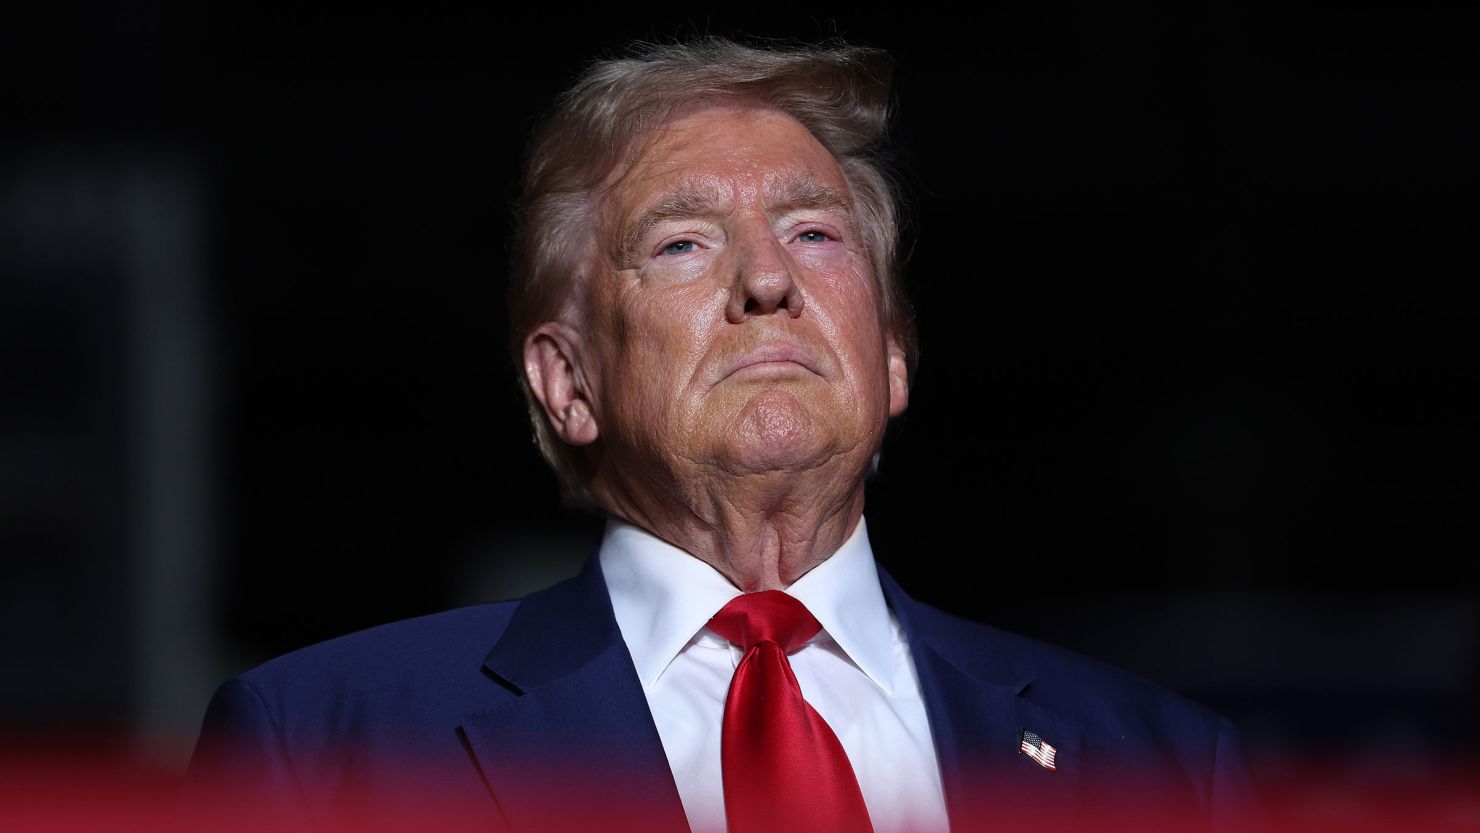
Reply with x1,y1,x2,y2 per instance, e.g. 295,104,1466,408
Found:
1019,728,1058,771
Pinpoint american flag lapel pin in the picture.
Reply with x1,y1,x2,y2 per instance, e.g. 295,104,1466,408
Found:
1019,728,1058,771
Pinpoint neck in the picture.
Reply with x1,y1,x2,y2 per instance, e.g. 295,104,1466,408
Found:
595,468,867,591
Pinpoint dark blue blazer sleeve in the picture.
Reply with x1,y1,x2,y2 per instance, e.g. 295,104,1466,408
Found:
182,677,314,831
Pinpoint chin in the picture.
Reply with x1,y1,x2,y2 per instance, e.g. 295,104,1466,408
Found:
720,443,830,476
720,389,838,474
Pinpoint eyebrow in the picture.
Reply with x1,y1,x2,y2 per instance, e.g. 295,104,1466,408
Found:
616,182,728,266
770,172,854,218
615,174,855,265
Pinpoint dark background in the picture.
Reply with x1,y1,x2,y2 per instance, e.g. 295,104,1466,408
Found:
3,0,1476,814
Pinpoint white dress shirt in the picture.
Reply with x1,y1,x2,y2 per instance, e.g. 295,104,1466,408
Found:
600,517,950,833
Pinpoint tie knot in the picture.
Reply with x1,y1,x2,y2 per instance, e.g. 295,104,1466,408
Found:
707,590,822,653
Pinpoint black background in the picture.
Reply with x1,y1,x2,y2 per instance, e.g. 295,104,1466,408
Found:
3,1,1477,798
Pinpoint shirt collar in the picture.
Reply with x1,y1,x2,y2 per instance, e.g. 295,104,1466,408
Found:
785,516,898,695
599,516,898,696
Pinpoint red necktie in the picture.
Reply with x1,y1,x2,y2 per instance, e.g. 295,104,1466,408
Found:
707,591,874,833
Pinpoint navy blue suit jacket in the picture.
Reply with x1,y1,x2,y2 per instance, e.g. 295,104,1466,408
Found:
189,556,1258,832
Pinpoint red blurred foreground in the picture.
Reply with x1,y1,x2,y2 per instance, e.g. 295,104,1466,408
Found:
3,742,1478,833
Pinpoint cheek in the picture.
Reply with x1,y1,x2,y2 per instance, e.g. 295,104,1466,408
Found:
814,267,888,350
811,268,893,414
609,286,724,406
645,288,720,362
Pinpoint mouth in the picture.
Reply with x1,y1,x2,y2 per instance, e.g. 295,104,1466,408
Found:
720,343,822,382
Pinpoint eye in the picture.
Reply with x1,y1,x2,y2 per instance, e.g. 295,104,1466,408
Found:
660,240,698,256
795,230,832,243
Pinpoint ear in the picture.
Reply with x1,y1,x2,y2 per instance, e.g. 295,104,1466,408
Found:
886,338,909,417
523,323,600,446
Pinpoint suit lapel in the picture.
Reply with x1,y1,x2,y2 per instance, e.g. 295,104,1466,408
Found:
460,557,690,833
457,553,1084,832
879,569,1085,831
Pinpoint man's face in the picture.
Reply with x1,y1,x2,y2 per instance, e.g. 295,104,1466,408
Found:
579,106,908,492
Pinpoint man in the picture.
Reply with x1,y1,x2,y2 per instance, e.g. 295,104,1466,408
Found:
188,39,1257,833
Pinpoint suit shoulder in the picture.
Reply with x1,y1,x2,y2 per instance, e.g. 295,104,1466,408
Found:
901,597,1260,829
225,600,522,720
907,600,1226,745
190,600,533,825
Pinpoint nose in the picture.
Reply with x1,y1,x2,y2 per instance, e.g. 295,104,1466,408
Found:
725,231,804,323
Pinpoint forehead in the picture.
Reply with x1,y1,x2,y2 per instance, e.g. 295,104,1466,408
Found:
606,106,850,214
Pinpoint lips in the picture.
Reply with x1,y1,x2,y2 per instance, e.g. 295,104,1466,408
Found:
720,342,822,382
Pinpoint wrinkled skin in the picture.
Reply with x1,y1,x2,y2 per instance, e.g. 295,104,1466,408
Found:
524,106,909,590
